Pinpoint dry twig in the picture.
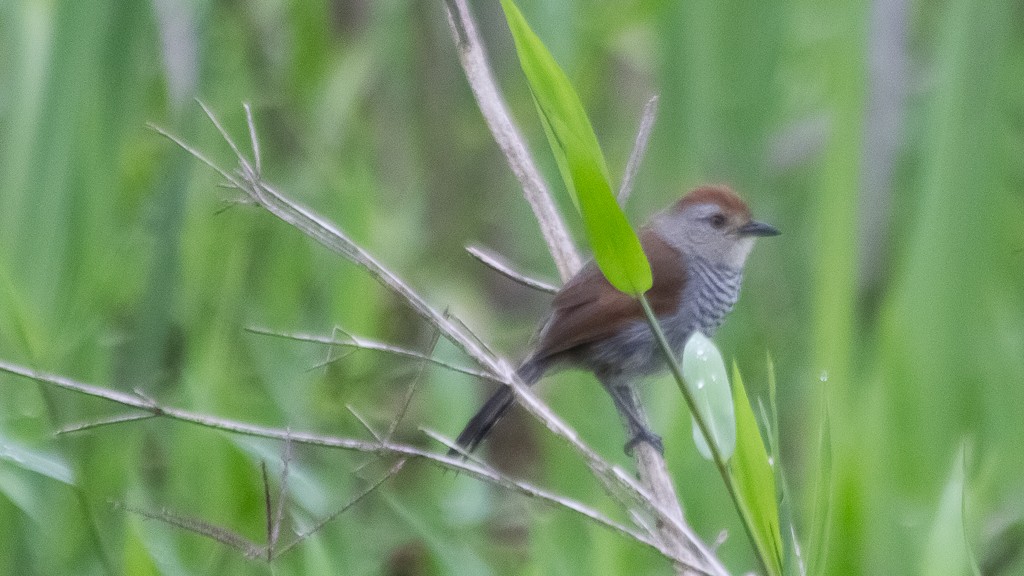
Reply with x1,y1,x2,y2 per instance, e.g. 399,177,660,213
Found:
619,94,659,204
442,0,582,280
244,326,499,382
465,245,559,294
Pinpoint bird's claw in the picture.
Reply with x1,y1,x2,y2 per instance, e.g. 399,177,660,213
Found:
624,429,664,456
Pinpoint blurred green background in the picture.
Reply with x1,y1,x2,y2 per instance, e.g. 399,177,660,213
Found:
1,0,1022,574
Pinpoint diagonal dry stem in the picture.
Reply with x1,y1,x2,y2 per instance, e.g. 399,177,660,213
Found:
244,326,500,382
619,94,659,204
465,245,559,294
56,412,156,435
442,0,581,280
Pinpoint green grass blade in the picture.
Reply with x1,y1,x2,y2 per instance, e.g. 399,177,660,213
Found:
961,448,982,576
763,354,807,576
808,396,833,576
730,362,784,576
922,446,971,576
500,0,651,294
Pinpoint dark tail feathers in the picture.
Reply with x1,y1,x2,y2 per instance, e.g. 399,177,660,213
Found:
449,357,546,456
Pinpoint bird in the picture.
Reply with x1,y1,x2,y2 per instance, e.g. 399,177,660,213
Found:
452,185,779,456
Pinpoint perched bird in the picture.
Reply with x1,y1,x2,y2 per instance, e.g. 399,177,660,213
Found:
453,185,779,455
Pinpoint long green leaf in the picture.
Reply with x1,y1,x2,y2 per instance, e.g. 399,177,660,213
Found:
681,332,736,461
730,362,784,576
763,354,807,576
962,450,982,576
922,447,972,576
808,395,833,576
499,0,651,294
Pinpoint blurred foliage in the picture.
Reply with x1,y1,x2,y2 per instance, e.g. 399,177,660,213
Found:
1,0,1022,575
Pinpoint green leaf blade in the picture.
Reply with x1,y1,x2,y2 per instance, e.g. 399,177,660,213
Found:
808,395,833,576
500,0,651,294
730,362,784,576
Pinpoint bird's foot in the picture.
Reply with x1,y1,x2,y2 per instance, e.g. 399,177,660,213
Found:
624,429,664,456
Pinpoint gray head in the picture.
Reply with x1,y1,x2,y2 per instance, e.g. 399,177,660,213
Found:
652,185,780,270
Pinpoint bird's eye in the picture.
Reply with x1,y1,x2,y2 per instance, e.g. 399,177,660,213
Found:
709,214,726,229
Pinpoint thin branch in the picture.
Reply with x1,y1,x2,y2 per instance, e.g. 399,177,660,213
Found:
117,502,264,558
421,427,491,470
346,404,385,444
147,121,243,188
244,326,499,382
320,325,350,375
307,349,356,372
627,384,714,563
197,99,254,177
465,245,559,294
270,437,292,553
275,459,404,558
261,461,274,561
618,94,659,205
442,0,582,280
385,328,440,441
443,310,500,361
131,387,159,406
243,102,262,177
56,412,156,435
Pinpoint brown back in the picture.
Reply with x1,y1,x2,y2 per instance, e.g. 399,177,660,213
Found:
532,228,686,361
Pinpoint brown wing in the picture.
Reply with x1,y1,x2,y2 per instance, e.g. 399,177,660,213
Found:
531,228,686,361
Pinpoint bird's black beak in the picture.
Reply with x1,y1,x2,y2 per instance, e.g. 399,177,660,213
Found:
738,220,781,237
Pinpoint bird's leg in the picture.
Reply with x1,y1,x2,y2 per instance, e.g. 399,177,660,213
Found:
617,387,664,455
600,378,663,455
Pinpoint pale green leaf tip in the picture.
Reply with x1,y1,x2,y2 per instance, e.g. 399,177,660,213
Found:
682,332,737,461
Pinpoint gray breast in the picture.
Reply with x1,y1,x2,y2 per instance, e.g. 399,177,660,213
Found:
580,255,744,379
683,255,743,337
